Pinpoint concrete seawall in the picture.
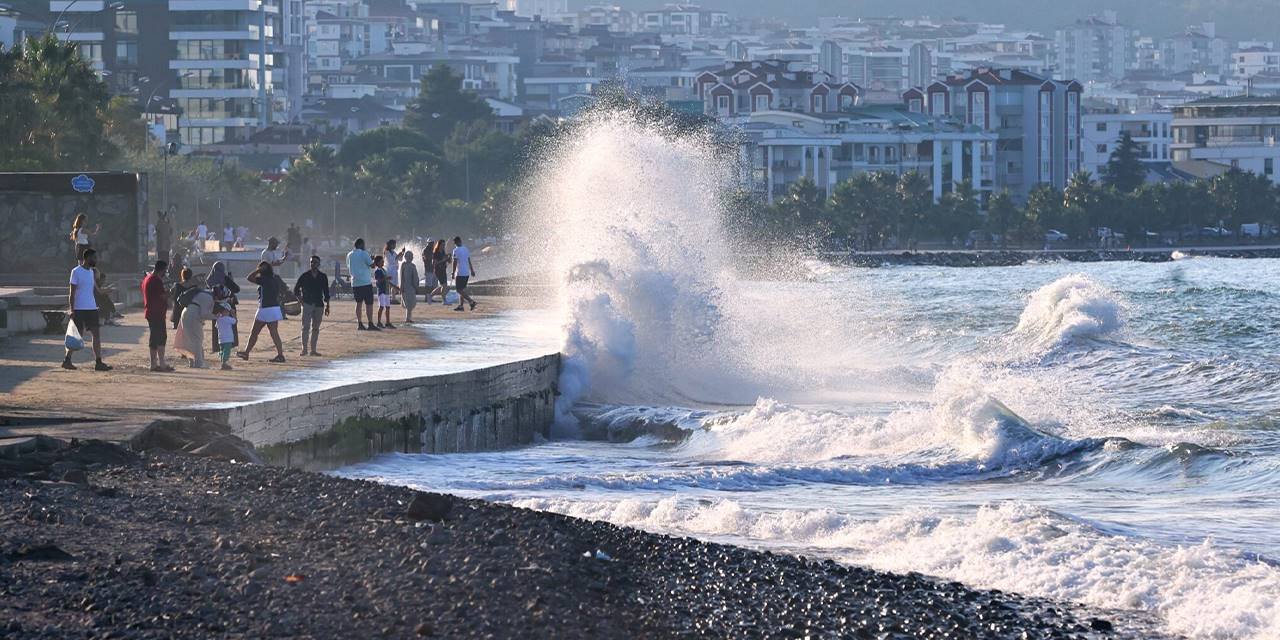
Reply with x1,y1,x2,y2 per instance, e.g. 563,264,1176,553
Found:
182,354,560,470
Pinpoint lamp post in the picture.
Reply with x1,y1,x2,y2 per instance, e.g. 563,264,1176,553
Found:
162,141,179,212
331,190,339,243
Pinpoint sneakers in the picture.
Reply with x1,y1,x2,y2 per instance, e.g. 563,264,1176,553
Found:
94,361,112,372
309,351,322,357
300,349,309,357
236,351,249,360
269,355,286,363
469,300,477,311
385,323,396,329
453,305,465,312
368,325,381,331
221,363,233,371
357,324,368,331
62,359,76,370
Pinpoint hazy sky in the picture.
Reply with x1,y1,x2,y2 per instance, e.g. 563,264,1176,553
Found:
598,0,1280,42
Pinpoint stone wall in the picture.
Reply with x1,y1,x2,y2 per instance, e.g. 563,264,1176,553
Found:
183,354,560,469
0,172,148,275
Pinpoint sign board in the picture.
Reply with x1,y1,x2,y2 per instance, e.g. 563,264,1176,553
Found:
71,174,96,193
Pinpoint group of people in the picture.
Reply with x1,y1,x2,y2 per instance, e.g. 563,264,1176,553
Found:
345,236,477,330
62,212,481,374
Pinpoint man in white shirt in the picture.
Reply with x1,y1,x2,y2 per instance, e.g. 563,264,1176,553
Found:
195,221,208,241
260,237,288,267
63,249,111,371
450,236,477,312
222,224,235,251
346,238,377,330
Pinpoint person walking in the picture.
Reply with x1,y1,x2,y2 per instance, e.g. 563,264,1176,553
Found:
207,261,240,353
347,238,377,331
70,213,99,262
293,255,331,357
173,274,214,368
215,304,237,370
237,261,287,363
141,260,174,372
399,250,419,323
428,239,450,304
451,236,477,312
421,246,437,304
63,249,111,371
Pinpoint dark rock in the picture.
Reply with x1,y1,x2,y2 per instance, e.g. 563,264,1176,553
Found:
414,622,434,636
406,493,452,522
189,435,263,464
61,468,89,485
6,543,76,563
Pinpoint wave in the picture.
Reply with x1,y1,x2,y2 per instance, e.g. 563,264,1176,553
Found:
507,497,1280,639
1009,274,1126,356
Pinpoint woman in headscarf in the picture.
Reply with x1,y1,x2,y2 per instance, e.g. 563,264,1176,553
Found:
170,267,193,329
207,261,241,353
173,273,215,368
399,250,419,323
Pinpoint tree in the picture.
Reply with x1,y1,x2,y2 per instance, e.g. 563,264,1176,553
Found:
1023,184,1063,243
1209,167,1278,229
103,96,148,154
443,120,519,201
1063,170,1101,237
403,65,494,143
985,189,1021,247
1101,131,1145,193
830,173,897,249
933,180,979,242
896,171,932,246
775,177,828,235
336,127,438,168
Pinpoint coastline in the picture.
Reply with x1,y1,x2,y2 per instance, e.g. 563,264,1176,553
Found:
0,441,1167,639
836,245,1280,268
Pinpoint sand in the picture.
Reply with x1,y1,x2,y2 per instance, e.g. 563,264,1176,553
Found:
0,297,529,411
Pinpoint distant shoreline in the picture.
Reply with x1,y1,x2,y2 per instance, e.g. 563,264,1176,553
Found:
830,245,1280,267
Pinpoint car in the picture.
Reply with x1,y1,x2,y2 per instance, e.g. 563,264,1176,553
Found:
1200,226,1232,237
1044,229,1069,242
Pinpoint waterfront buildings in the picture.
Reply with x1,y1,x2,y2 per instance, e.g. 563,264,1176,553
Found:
1171,97,1280,184
1081,109,1174,178
1053,12,1130,84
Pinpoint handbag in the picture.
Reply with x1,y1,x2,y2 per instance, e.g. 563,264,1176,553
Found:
64,319,84,351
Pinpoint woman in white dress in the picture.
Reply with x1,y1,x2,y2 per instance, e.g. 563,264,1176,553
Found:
173,274,215,368
70,213,100,262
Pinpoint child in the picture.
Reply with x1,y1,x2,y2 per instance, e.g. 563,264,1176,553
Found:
373,255,396,329
215,303,237,370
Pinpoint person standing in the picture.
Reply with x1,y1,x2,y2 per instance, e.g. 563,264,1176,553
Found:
428,239,450,304
173,274,214,368
293,255,331,357
383,240,403,304
260,237,287,268
207,261,240,353
155,211,172,264
69,213,99,262
194,221,209,246
221,223,235,252
170,267,193,329
346,238,377,331
237,262,287,363
399,250,419,323
62,249,111,371
451,236,477,312
215,304,237,370
373,255,395,329
286,222,302,256
141,260,174,372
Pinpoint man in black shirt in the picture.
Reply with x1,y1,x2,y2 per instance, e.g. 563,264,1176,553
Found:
293,255,331,356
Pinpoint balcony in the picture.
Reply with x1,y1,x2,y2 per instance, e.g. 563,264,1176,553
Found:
169,0,277,11
170,25,260,40
50,1,104,12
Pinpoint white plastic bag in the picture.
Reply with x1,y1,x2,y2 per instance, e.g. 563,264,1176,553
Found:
64,318,84,351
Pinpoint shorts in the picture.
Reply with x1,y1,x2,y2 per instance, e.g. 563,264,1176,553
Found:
378,293,391,308
148,318,167,347
455,276,469,291
353,284,374,305
434,268,448,285
256,306,284,323
71,309,99,334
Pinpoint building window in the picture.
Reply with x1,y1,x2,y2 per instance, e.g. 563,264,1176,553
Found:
811,94,823,113
929,92,945,116
1096,144,1108,153
908,97,922,113
840,94,854,109
754,94,769,111
1096,122,1107,132
971,92,986,129
716,95,730,115
115,10,138,34
115,41,137,66
1266,158,1274,176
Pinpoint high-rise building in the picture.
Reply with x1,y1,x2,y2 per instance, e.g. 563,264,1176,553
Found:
1053,11,1131,84
50,0,292,148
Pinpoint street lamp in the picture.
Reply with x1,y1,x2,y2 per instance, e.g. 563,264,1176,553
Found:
162,141,179,212
49,1,124,34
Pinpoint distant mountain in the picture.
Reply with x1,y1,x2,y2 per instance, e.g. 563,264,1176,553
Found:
598,0,1280,43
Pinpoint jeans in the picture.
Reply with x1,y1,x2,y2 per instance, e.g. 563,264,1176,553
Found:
300,303,324,352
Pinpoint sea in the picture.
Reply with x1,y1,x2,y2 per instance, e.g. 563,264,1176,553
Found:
337,116,1280,639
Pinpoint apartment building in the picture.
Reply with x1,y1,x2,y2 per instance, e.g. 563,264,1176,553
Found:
1171,97,1280,184
697,60,859,122
1053,11,1130,84
50,0,291,147
740,106,996,203
1161,22,1229,75
638,4,727,36
904,67,1083,200
1232,47,1280,80
1081,109,1173,178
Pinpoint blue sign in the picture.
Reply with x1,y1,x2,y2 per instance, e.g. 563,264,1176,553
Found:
71,174,95,193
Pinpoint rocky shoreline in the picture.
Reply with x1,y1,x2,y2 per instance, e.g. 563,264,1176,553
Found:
842,247,1280,268
1,441,1170,639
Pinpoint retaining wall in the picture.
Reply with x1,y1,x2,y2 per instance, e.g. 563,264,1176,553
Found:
184,354,560,470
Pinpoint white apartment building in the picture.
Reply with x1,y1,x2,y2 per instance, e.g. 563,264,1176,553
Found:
503,0,566,19
1081,110,1173,178
740,107,996,203
1233,47,1280,80
166,0,285,146
1161,22,1229,75
1171,97,1280,184
1053,11,1131,84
